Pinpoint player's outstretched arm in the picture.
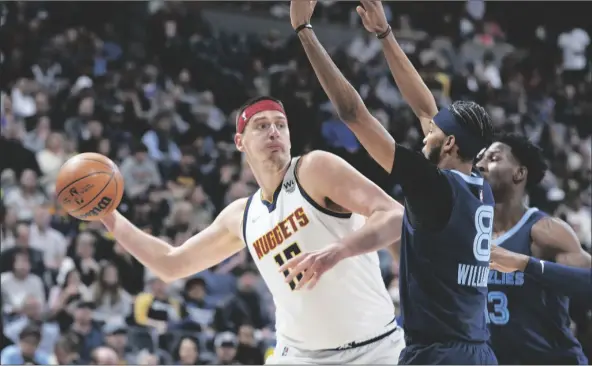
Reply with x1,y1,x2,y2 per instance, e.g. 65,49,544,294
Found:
490,246,592,303
279,150,404,289
531,216,591,268
356,0,438,136
291,0,396,174
100,198,247,282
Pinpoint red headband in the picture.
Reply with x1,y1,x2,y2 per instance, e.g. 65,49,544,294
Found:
236,100,287,133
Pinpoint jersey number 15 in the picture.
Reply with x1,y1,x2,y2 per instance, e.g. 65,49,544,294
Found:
274,242,303,290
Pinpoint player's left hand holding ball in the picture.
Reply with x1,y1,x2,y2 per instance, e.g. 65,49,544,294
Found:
278,244,345,290
55,153,124,221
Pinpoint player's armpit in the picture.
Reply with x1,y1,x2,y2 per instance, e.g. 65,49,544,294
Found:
531,217,591,268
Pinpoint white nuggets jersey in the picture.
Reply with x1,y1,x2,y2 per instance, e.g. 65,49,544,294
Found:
242,157,396,350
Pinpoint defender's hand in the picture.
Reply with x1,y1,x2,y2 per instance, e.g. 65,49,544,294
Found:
278,243,344,290
489,245,529,273
356,0,389,34
290,0,317,30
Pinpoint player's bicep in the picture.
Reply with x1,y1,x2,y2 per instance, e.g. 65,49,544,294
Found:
300,151,402,217
165,200,246,279
347,112,396,174
533,217,591,268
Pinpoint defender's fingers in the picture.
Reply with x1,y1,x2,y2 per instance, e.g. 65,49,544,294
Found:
295,267,316,290
283,257,313,284
306,270,324,290
278,254,306,273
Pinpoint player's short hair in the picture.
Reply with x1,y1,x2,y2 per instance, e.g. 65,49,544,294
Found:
449,101,494,161
236,96,284,129
495,133,548,188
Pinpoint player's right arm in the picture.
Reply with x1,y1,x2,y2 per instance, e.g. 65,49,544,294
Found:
100,198,247,283
291,1,453,231
356,0,438,136
490,245,592,303
291,0,396,174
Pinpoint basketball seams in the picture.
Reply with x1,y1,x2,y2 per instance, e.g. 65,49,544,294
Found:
56,171,111,197
56,153,123,220
69,173,115,214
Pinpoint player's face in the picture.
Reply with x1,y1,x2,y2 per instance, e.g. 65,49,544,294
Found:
235,110,291,164
422,121,447,165
476,142,519,195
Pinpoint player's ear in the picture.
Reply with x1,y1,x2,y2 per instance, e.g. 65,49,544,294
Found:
234,133,245,152
442,135,455,154
514,166,527,185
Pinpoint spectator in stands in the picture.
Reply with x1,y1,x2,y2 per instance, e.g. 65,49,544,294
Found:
0,324,50,365
51,333,81,365
180,277,216,330
102,321,135,365
235,324,264,365
1,251,46,314
0,307,12,352
23,115,51,153
89,345,119,365
142,111,182,166
214,270,268,333
0,207,18,251
120,141,163,199
69,301,103,363
88,261,133,323
48,269,91,331
166,146,200,200
0,222,46,277
29,205,68,272
213,331,240,365
136,348,159,365
37,132,67,192
3,295,60,355
59,231,100,287
133,275,181,334
173,335,207,365
3,169,47,221
111,241,145,295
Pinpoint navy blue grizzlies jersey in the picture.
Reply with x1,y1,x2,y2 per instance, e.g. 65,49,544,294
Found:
399,169,494,343
488,208,588,365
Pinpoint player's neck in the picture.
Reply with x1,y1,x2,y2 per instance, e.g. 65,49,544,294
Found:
494,196,527,233
252,159,291,201
439,158,472,175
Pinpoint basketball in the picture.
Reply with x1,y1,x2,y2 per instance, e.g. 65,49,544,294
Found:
55,153,124,221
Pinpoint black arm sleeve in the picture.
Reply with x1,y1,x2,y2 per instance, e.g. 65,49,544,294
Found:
388,144,454,231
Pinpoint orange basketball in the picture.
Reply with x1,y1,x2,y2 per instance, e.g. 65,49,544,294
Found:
55,153,124,221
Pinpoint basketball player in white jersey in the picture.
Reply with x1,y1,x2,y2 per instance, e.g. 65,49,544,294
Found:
99,96,406,364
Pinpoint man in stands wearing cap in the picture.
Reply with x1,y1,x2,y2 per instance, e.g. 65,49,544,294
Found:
0,324,50,364
70,301,103,363
100,93,407,363
103,321,135,364
214,331,240,365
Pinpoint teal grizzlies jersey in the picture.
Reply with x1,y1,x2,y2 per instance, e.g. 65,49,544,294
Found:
399,169,494,343
488,208,587,364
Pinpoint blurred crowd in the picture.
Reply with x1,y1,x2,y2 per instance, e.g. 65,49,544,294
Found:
1,1,591,364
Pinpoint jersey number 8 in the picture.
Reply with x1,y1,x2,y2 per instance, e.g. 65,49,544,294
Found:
473,205,494,262
274,242,303,290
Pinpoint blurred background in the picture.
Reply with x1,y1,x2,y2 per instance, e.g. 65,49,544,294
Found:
0,1,590,364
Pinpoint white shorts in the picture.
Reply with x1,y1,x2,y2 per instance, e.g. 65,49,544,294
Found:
266,327,405,365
